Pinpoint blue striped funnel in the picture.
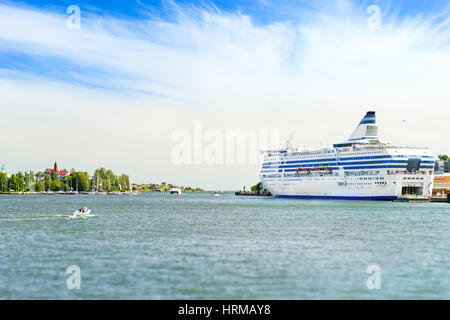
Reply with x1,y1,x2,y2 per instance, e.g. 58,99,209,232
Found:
346,111,379,142
359,111,376,125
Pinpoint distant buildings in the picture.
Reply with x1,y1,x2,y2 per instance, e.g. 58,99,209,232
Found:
434,160,449,173
432,158,449,197
36,161,70,181
432,173,450,197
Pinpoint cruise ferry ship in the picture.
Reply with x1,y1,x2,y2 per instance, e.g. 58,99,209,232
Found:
260,111,435,200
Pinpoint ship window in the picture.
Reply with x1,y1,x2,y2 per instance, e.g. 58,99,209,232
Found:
406,159,421,172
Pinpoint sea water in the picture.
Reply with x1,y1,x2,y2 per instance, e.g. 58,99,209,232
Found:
0,192,448,299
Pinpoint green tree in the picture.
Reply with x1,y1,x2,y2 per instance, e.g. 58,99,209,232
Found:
438,154,448,161
34,181,45,192
92,168,106,191
104,169,115,191
8,174,25,192
24,170,35,188
114,178,120,190
44,174,51,191
251,182,262,192
62,182,69,192
51,180,61,191
0,172,8,192
71,172,90,191
117,174,130,191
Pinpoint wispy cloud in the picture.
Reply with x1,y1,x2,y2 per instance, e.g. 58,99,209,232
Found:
0,2,449,97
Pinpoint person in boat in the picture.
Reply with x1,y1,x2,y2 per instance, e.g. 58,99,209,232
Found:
78,207,88,214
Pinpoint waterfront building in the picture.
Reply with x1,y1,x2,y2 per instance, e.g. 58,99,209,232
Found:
43,161,70,180
434,160,449,173
432,173,450,197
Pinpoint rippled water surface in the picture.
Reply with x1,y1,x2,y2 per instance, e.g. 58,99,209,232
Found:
0,193,448,299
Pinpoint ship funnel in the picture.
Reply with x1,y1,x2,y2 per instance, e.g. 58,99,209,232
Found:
346,111,379,143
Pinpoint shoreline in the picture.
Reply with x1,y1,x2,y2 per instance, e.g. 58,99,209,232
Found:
0,190,210,195
2,191,448,202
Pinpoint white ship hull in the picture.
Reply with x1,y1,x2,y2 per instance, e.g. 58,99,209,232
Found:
263,167,433,200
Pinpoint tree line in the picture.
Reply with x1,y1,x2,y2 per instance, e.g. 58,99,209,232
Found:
138,182,204,192
0,168,131,192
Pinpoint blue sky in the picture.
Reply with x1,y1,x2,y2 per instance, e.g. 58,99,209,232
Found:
0,0,449,189
6,0,450,20
1,0,449,94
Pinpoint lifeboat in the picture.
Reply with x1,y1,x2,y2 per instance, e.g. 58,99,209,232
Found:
311,167,332,172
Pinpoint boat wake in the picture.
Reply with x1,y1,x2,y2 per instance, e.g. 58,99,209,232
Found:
69,214,96,219
0,216,61,223
0,212,96,223
56,213,96,220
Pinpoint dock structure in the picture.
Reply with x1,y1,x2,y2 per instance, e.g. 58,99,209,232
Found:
430,196,450,203
430,193,450,203
395,196,431,203
395,194,450,203
235,190,258,196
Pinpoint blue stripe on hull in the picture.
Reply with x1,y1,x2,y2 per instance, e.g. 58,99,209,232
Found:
277,195,398,201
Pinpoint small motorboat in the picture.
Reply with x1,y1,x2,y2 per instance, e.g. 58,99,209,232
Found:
73,209,92,216
169,187,182,194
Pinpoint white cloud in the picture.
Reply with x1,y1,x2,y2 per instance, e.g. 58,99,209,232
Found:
0,2,449,189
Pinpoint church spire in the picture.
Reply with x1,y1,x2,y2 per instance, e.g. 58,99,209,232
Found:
54,161,58,173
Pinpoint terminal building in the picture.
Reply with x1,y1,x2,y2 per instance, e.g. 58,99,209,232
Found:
434,160,449,173
433,158,449,197
432,173,450,197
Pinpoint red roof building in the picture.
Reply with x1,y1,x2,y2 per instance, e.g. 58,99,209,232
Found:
45,161,70,179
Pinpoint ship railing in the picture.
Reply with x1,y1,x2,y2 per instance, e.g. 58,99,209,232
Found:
352,144,428,150
264,149,336,157
386,145,428,150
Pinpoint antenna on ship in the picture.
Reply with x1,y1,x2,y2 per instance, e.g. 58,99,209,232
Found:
285,134,293,150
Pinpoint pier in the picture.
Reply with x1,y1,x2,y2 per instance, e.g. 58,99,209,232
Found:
394,194,450,203
235,190,258,196
430,194,450,203
395,196,430,203
235,184,272,197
